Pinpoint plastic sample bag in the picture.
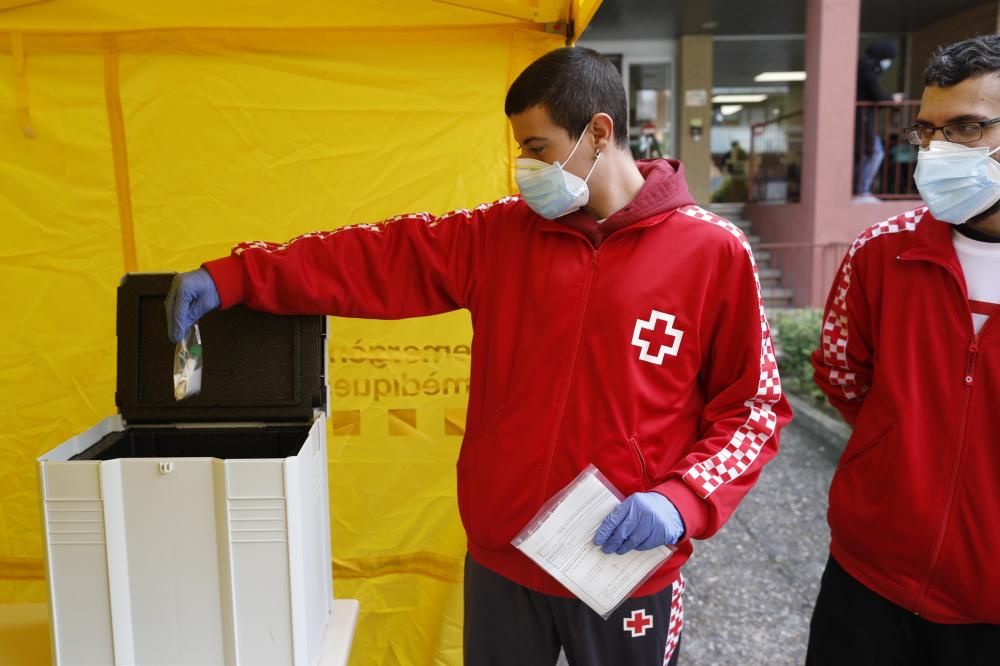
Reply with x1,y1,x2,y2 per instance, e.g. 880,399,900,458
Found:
512,464,674,619
173,323,203,400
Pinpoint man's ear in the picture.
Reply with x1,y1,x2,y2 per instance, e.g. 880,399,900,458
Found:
588,113,615,154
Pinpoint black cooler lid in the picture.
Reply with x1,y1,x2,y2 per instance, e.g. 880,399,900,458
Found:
117,273,326,423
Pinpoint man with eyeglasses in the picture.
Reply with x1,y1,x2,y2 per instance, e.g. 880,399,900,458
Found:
807,35,1000,665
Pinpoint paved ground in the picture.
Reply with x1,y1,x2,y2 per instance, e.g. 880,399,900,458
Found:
680,422,841,665
557,421,843,666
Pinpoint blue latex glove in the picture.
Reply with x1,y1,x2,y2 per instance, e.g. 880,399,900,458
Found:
593,492,685,555
165,268,220,344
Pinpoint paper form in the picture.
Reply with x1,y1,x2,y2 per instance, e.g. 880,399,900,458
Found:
513,466,673,618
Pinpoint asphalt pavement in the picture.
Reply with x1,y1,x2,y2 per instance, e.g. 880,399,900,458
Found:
680,420,841,665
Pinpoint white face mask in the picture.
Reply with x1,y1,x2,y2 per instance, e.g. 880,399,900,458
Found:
879,58,892,71
515,129,601,219
914,140,1000,225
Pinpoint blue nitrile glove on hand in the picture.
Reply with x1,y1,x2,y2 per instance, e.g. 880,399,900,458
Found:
594,492,685,555
165,268,220,344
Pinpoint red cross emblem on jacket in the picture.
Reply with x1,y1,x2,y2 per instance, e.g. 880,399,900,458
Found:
632,310,684,365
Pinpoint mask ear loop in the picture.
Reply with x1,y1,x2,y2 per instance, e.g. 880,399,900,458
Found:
561,127,602,196
564,145,603,199
558,129,590,168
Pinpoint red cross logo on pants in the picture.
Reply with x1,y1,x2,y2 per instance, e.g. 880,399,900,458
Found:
623,609,653,638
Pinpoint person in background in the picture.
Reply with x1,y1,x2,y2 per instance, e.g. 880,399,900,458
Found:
809,35,1000,665
712,140,750,203
854,40,898,198
165,47,791,666
722,140,748,179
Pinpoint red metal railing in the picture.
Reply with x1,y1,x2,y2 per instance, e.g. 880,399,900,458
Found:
748,111,803,204
854,100,922,199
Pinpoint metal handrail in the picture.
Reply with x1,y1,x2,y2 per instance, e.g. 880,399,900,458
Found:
748,110,804,204
854,100,922,200
749,110,804,132
751,241,852,308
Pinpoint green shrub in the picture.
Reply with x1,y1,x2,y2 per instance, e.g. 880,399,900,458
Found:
769,308,832,412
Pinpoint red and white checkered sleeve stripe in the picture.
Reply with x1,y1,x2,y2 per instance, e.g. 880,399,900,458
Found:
231,197,520,256
205,196,520,315
230,216,433,259
816,207,926,407
676,205,783,498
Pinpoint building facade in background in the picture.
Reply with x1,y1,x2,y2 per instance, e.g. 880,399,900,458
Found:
582,0,1000,307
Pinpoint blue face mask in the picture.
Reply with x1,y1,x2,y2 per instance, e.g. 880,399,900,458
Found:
515,129,601,219
914,140,1000,225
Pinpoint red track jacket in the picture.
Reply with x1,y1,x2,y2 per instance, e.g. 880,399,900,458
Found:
205,160,791,597
813,206,1000,624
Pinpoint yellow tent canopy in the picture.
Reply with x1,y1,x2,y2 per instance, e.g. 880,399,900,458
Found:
0,1,601,664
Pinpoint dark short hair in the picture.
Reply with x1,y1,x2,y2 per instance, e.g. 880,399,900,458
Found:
924,34,1000,87
505,47,629,149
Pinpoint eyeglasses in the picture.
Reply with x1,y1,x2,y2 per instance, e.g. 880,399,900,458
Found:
904,117,1000,146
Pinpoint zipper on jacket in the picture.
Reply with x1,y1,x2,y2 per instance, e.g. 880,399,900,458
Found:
538,249,600,508
531,218,673,527
897,253,982,615
911,317,992,615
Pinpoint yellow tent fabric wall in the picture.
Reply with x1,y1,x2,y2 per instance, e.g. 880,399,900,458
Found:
0,1,601,664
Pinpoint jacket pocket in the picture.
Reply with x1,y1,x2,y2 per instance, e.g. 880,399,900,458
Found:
827,412,900,568
628,435,655,490
457,403,507,467
837,418,893,471
456,403,522,550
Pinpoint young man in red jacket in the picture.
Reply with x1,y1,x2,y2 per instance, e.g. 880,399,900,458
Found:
167,47,790,665
808,35,1000,665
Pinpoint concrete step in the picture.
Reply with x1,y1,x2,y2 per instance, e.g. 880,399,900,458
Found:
706,207,758,243
707,203,746,215
713,219,752,233
764,301,795,312
707,205,748,220
758,267,781,287
762,286,794,309
762,286,793,299
753,249,772,263
764,299,794,311
727,217,753,228
712,211,748,221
